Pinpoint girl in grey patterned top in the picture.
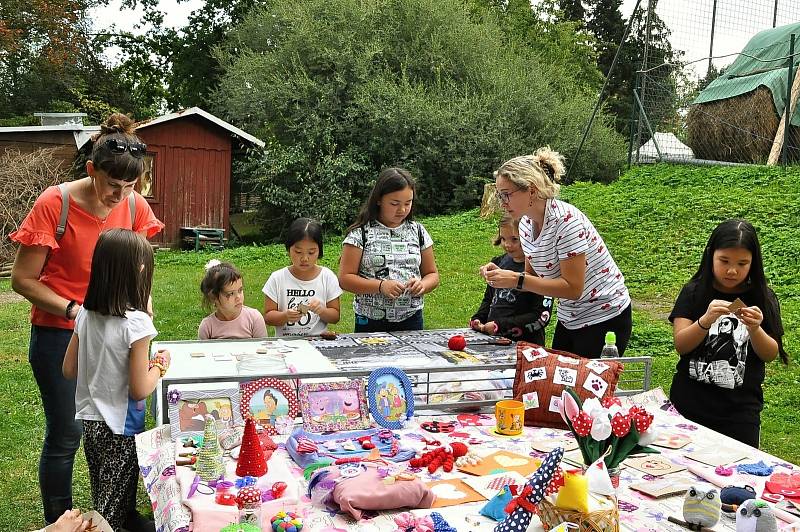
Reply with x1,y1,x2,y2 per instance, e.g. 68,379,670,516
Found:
339,168,439,332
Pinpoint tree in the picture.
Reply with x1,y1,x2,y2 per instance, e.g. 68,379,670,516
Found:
470,0,602,92
213,0,625,237
0,0,150,123
558,0,585,22
103,0,269,114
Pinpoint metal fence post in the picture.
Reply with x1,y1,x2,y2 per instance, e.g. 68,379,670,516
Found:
782,33,795,166
628,72,641,167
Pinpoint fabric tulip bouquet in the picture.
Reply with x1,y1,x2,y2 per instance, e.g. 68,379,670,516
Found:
558,388,659,470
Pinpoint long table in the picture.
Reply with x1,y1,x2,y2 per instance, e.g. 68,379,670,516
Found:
139,387,800,532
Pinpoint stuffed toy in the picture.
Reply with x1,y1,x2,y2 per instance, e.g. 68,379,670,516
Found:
409,442,468,473
494,447,564,532
683,486,721,528
736,499,778,532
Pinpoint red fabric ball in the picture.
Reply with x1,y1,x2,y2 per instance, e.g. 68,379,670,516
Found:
449,442,468,458
448,335,466,351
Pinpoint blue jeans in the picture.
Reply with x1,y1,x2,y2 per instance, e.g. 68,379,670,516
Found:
28,325,82,523
354,310,424,333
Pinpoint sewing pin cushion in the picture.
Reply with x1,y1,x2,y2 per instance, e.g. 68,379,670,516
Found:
367,367,415,429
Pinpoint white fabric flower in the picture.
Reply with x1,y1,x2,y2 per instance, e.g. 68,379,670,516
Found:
582,397,604,417
590,414,612,441
638,428,659,446
204,259,222,271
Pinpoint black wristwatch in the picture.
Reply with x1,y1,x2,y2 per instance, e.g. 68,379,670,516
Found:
65,300,77,319
516,272,525,290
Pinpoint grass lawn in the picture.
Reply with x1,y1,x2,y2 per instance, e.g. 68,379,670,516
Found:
1,163,799,529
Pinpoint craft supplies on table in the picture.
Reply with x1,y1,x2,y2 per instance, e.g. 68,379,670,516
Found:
138,386,800,532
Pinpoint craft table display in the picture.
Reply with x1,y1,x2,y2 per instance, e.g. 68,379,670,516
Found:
153,338,337,423
153,329,516,424
138,387,800,532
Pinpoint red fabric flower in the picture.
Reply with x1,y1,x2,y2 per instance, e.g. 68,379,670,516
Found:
545,468,565,495
610,412,631,437
633,410,654,433
601,396,622,409
572,412,593,437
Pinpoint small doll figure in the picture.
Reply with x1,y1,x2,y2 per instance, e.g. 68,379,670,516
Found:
683,486,721,529
736,499,777,532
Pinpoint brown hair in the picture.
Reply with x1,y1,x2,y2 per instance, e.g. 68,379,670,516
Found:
89,113,145,182
493,214,519,246
83,229,154,317
347,168,416,233
200,261,243,310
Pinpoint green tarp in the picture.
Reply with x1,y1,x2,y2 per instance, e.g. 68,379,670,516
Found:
693,22,800,126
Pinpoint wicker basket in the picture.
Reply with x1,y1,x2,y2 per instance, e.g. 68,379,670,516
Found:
539,496,619,532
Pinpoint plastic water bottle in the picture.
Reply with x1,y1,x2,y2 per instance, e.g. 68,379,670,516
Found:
600,331,619,359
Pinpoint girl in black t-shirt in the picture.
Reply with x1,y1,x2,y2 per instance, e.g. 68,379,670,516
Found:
470,215,552,344
669,219,788,447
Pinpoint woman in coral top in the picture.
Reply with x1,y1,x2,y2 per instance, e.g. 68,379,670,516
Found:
10,113,163,526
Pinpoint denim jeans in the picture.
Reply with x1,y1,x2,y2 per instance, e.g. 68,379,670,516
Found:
354,310,424,333
28,325,83,523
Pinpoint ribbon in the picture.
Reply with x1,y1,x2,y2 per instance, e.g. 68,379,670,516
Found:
504,485,539,515
393,512,434,532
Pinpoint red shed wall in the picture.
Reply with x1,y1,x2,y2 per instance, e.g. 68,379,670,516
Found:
137,116,232,246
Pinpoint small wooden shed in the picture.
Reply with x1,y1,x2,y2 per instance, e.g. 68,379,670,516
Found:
0,108,264,247
133,108,264,246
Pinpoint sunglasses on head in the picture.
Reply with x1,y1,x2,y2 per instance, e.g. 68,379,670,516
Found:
103,138,147,158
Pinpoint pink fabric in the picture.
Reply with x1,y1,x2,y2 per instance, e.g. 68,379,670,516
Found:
327,464,435,520
197,306,268,339
176,447,299,532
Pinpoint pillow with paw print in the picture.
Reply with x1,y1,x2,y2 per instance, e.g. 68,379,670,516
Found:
512,342,624,429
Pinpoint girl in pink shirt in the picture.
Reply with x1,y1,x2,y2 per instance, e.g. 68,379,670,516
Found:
198,260,268,339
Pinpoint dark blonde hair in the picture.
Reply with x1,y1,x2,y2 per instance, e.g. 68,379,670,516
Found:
83,229,154,317
89,113,145,182
200,261,243,310
494,147,565,200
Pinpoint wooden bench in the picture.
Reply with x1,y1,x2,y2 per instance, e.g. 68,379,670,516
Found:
180,227,226,251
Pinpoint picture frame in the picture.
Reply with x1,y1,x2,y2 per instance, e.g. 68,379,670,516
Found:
298,380,371,432
367,367,414,429
239,377,299,435
167,382,243,440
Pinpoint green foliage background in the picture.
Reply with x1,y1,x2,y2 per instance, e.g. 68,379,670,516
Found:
213,0,626,238
1,163,799,529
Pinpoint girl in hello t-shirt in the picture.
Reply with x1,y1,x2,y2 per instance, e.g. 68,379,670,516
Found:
263,218,342,336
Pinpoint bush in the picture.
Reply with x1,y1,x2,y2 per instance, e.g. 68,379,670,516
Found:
215,0,626,237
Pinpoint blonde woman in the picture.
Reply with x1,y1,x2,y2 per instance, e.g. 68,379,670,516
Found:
481,147,631,359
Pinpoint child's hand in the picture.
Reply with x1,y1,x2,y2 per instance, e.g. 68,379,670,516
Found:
380,280,406,299
738,306,763,331
404,278,425,296
482,321,499,335
699,299,733,328
156,349,171,369
46,509,89,532
470,319,483,331
306,298,325,314
479,262,499,279
286,308,302,323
